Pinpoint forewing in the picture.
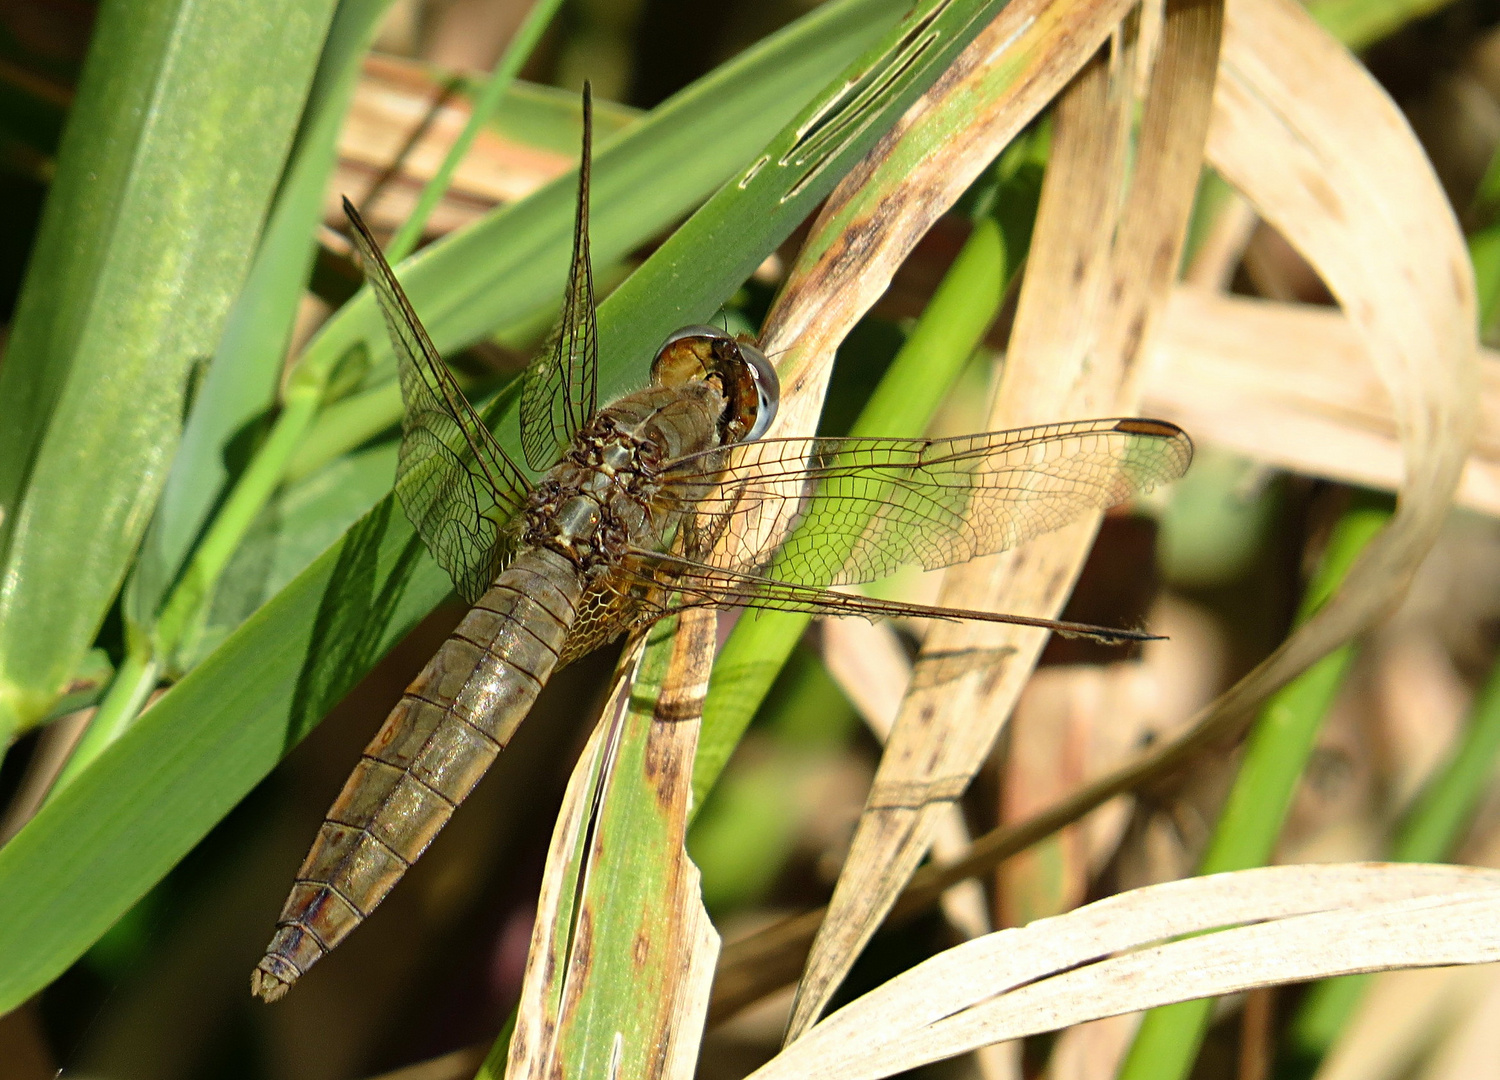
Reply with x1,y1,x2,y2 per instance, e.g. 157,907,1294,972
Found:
656,418,1192,588
520,85,599,471
345,199,532,603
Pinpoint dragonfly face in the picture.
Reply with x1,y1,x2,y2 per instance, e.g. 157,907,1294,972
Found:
651,325,780,443
251,83,1193,1002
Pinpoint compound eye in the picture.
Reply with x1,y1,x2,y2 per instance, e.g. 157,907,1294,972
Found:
650,325,731,385
737,341,779,441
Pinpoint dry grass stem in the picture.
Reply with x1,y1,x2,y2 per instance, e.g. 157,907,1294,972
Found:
819,619,993,943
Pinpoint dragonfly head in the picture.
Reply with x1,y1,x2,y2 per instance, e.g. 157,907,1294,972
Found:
650,325,779,444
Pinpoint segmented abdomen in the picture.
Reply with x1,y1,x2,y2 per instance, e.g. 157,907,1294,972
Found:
252,547,583,1001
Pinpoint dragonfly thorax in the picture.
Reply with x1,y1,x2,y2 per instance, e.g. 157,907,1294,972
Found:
521,380,728,572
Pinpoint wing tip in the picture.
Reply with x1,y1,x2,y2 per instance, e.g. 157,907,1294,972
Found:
1112,417,1194,479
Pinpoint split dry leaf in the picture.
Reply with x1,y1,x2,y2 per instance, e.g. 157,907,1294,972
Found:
1145,288,1500,515
504,612,719,1080
785,0,1223,1036
746,864,1500,1080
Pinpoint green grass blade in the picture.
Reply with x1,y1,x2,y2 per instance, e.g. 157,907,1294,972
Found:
0,0,1009,1012
1115,497,1393,1080
0,0,339,742
1307,0,1460,50
126,0,393,646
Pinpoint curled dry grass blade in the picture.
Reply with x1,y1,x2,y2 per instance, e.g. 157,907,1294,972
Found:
783,0,1223,1036
744,865,1500,1080
501,611,718,1080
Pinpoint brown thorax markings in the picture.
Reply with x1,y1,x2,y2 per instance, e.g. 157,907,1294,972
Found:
522,381,729,576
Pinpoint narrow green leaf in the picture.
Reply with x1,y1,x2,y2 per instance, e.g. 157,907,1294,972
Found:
1306,0,1459,50
0,0,339,741
384,0,566,262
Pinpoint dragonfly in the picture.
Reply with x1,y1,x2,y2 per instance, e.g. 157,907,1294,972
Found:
251,86,1192,1002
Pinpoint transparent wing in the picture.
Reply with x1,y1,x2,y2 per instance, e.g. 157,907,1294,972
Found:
656,418,1193,588
345,198,532,603
621,552,1159,644
520,83,598,472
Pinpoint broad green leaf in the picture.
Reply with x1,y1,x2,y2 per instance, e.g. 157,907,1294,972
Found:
0,0,339,741
0,0,999,1011
496,614,717,1080
127,0,394,647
